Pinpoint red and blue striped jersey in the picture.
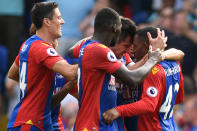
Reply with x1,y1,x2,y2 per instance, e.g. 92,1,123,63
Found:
7,35,63,130
73,40,122,131
116,60,184,131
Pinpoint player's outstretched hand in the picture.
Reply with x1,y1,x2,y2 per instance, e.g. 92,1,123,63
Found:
102,108,120,125
148,45,163,63
147,28,167,51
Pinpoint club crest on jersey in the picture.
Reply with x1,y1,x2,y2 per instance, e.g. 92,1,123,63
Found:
152,67,159,75
47,48,57,56
107,51,117,62
147,86,158,97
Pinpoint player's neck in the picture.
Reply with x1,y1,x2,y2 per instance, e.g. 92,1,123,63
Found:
92,32,112,46
36,29,56,46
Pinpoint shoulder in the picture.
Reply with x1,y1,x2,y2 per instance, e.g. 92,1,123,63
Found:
148,64,165,78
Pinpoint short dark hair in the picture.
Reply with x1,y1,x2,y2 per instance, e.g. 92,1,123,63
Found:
94,8,120,32
120,17,136,43
136,26,157,45
31,2,58,30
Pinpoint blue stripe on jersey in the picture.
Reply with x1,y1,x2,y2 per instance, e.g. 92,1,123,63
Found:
51,105,61,131
52,73,66,130
159,60,180,131
43,77,55,131
7,35,42,128
78,40,95,108
99,74,118,131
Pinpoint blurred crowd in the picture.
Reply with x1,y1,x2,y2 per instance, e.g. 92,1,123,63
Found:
0,0,197,130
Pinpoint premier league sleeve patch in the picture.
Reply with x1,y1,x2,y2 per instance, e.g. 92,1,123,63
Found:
107,51,117,62
146,86,158,97
47,48,58,56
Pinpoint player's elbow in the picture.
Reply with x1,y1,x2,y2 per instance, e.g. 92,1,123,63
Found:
8,63,19,81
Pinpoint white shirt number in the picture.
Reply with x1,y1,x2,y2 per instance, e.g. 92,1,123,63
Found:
160,83,179,119
20,62,27,98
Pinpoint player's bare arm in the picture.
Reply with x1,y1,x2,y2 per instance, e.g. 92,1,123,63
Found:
68,36,92,58
128,54,148,70
113,45,162,87
52,60,78,81
162,48,184,61
51,80,77,109
8,62,19,82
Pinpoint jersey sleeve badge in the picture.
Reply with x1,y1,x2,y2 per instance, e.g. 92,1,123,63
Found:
107,51,117,62
47,48,58,56
147,86,158,97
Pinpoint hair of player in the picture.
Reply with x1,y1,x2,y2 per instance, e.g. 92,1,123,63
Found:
120,16,136,44
31,2,58,30
136,26,157,46
94,7,120,32
29,24,36,36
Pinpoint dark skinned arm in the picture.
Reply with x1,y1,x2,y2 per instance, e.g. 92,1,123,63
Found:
51,80,77,109
113,48,162,87
68,36,92,58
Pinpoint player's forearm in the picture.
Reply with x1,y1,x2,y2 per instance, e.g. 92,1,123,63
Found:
113,57,158,87
129,57,159,83
115,99,155,117
163,48,184,61
52,60,78,81
8,63,19,82
128,54,148,70
51,80,77,109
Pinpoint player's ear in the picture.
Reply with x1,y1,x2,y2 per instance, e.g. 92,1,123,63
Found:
43,18,51,27
112,24,117,33
144,42,149,52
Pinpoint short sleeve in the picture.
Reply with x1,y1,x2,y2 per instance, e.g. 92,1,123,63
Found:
30,42,64,69
124,53,132,65
14,54,20,67
15,42,25,67
87,44,122,74
73,40,86,58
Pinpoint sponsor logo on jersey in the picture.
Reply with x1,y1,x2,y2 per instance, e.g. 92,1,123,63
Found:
152,67,159,75
147,86,158,97
21,44,28,52
47,48,58,56
107,51,117,62
164,65,180,76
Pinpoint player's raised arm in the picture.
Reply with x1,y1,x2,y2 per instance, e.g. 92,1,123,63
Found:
51,80,77,109
67,36,92,58
113,47,162,86
113,28,166,86
162,48,184,61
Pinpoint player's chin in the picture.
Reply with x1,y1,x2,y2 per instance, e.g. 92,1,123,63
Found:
56,33,62,38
